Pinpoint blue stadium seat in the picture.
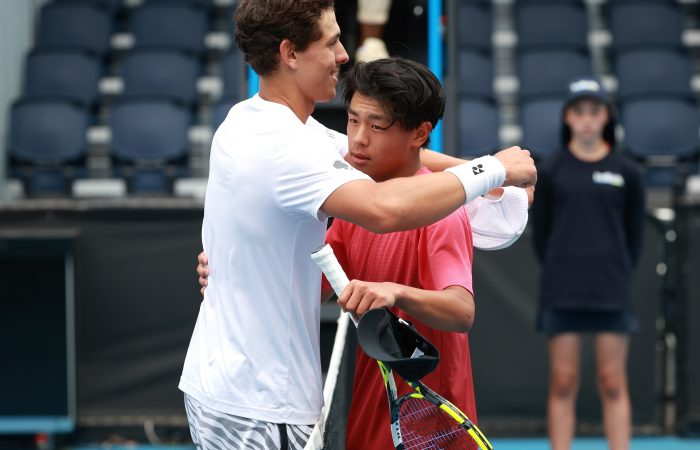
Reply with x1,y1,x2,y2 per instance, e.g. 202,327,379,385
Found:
457,50,493,99
121,49,200,105
457,98,500,158
142,0,212,6
615,49,693,101
458,3,492,52
109,99,192,193
516,3,588,51
131,4,209,54
515,0,582,4
37,3,113,55
518,50,592,100
23,50,101,106
610,3,683,51
520,97,565,160
52,0,122,12
8,99,88,195
221,49,243,100
621,98,700,161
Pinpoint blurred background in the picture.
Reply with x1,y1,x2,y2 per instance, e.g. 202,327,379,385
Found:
0,0,699,449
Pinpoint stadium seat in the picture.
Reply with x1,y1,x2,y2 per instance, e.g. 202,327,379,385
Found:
221,49,243,100
514,0,582,4
621,98,700,161
142,0,211,5
36,3,113,55
516,3,588,51
130,4,209,54
520,96,565,160
458,3,492,52
109,99,192,193
23,50,101,106
609,3,683,51
457,50,493,99
457,97,500,158
52,0,122,12
518,50,592,100
8,99,88,195
615,49,693,101
121,49,200,105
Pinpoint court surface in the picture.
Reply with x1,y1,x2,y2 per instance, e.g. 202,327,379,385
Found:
68,437,700,450
489,437,700,449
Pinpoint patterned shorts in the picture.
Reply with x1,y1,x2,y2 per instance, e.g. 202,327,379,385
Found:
184,394,313,450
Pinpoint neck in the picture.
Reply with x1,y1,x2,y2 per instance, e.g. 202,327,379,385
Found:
258,75,314,124
375,152,423,182
569,138,610,162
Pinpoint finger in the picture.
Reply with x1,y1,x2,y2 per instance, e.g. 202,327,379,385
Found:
200,286,205,296
197,251,207,264
199,275,208,287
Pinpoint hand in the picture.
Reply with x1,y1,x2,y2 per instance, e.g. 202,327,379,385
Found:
197,251,209,296
525,185,535,206
493,146,537,188
338,280,400,319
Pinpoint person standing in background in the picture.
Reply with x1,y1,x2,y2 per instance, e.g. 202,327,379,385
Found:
532,77,646,450
355,0,391,61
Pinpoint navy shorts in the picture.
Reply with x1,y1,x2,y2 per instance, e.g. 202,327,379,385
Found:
537,308,639,336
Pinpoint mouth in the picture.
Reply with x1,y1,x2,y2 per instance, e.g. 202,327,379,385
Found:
349,152,370,164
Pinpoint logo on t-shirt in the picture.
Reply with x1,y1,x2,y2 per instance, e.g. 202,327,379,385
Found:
472,164,485,175
592,171,625,187
334,160,352,170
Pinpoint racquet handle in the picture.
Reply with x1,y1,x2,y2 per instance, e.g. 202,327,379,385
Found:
311,244,359,327
311,244,350,296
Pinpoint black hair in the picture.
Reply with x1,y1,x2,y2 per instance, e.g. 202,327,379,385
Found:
342,57,445,145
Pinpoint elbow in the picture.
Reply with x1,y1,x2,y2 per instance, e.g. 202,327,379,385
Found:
456,311,474,333
449,304,474,333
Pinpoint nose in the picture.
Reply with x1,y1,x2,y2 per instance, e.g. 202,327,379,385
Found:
337,40,350,65
352,123,368,146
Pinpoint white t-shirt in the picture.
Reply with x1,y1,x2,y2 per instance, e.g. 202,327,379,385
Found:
179,95,369,424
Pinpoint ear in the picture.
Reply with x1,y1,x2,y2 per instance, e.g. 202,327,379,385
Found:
412,121,433,149
279,39,298,70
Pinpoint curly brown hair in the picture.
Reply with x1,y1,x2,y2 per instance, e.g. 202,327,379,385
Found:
234,0,336,76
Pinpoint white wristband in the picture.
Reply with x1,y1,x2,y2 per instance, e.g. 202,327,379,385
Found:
445,156,506,204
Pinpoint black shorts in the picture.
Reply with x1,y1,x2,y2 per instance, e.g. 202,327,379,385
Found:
537,308,639,336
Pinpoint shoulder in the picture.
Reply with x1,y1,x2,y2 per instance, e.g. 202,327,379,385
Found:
612,151,644,181
425,206,470,237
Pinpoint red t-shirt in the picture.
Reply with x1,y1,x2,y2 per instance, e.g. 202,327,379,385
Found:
323,168,477,450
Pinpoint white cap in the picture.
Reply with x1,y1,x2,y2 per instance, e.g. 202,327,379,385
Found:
468,187,529,251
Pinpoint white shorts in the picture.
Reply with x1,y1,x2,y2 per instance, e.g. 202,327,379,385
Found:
184,394,313,450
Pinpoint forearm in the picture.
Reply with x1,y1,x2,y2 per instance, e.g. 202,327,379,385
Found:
393,284,474,333
322,173,466,233
420,148,467,172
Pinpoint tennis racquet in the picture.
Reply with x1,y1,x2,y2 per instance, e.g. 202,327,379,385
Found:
310,244,493,450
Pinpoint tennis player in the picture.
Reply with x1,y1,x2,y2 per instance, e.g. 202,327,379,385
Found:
180,1,536,449
324,57,482,450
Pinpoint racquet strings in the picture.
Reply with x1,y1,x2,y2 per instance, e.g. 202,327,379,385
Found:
399,397,480,450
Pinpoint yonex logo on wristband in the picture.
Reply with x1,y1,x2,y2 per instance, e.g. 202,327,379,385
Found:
472,164,485,175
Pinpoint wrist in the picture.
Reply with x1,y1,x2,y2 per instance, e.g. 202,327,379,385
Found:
446,155,506,204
